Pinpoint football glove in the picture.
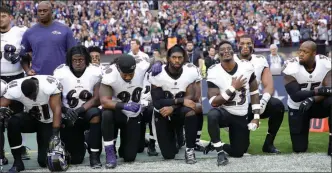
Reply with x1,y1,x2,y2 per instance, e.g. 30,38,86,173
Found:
299,97,314,113
150,61,163,76
64,108,79,126
123,102,141,113
317,87,332,96
4,44,20,64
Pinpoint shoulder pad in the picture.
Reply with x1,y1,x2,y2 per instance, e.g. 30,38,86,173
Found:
4,80,22,99
56,64,66,70
101,65,118,86
252,54,269,68
185,63,197,68
233,54,240,62
42,76,61,95
282,57,300,75
91,63,100,67
318,54,331,69
1,79,8,96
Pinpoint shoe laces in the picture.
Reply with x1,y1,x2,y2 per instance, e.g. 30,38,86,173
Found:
186,148,195,160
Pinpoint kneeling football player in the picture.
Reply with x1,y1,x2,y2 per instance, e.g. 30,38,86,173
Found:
99,54,150,168
53,45,103,168
0,75,63,172
149,45,200,164
283,41,332,155
204,41,260,166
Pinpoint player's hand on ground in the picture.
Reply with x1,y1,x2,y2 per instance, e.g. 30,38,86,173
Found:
183,99,196,110
26,69,36,76
160,106,174,117
231,75,247,90
123,102,141,113
299,97,314,113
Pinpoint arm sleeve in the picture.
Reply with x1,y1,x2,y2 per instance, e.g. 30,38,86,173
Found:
150,87,176,109
285,80,315,102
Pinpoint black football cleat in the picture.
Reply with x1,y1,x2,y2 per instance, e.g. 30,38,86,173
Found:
203,142,215,155
21,146,30,160
194,142,205,152
89,152,102,169
8,160,25,173
262,145,281,154
147,141,158,156
217,151,228,166
185,148,197,164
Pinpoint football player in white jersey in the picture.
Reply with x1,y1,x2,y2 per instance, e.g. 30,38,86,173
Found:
53,45,103,168
99,54,150,168
0,79,9,166
137,72,159,156
149,45,200,164
204,41,260,166
283,41,332,155
0,75,63,172
0,6,31,160
235,35,285,154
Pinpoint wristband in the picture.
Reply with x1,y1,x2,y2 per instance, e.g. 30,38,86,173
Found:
254,114,260,119
252,104,261,110
262,93,271,102
209,96,217,105
250,90,259,95
115,102,125,110
221,91,231,100
228,86,236,93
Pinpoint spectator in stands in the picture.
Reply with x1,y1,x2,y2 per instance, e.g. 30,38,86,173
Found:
128,39,150,60
185,41,201,67
318,22,328,45
328,25,332,46
20,1,76,75
266,44,284,75
203,46,218,70
84,36,94,48
290,25,301,47
88,46,102,65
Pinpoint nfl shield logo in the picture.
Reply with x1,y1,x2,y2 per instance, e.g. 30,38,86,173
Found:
174,82,177,85
309,75,312,78
77,80,80,83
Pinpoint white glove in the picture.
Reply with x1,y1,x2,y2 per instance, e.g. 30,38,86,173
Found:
247,123,258,131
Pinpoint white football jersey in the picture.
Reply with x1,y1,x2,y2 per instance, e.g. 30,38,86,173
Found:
53,64,102,109
3,75,62,123
283,55,331,109
1,26,27,76
101,57,150,117
207,60,255,116
141,72,152,103
128,51,150,60
234,54,269,85
149,63,199,101
1,79,8,97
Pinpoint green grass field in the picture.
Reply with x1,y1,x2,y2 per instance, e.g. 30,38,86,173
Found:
200,113,329,155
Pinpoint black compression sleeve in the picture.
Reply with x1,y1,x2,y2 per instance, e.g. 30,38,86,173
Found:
285,81,315,102
151,87,176,109
249,72,256,83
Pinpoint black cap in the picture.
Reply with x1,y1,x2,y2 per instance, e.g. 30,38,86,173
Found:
117,55,136,73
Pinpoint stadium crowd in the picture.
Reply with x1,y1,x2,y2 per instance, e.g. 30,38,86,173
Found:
3,0,332,55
